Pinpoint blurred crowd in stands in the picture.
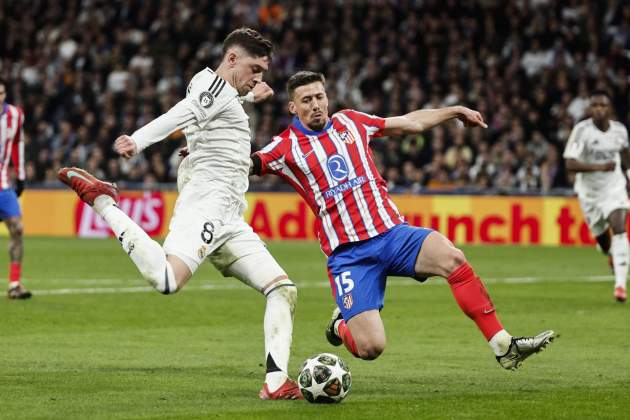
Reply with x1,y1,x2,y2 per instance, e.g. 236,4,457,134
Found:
1,0,629,193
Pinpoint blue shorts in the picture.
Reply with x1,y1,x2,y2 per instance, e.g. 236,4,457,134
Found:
327,223,433,321
0,188,21,220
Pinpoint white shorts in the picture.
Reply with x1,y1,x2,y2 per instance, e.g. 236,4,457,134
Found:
209,230,290,295
579,186,630,237
163,183,288,294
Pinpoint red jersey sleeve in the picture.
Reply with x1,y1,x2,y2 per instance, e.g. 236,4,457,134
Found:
341,109,386,139
253,135,289,175
11,107,25,181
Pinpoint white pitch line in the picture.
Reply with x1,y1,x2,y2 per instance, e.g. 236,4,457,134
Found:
27,275,615,296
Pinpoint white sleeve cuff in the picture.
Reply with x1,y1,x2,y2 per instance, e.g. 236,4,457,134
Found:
239,91,255,103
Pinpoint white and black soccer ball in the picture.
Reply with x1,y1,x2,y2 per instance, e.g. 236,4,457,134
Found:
298,353,351,403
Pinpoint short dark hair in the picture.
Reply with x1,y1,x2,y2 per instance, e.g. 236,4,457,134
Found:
286,71,326,98
590,89,611,100
0,78,6,89
222,27,273,59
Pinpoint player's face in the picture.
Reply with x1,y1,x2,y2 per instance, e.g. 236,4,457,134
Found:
590,95,611,122
231,51,269,96
0,84,5,103
289,82,329,131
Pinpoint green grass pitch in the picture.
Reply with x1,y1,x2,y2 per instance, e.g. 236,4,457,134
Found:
1,238,629,419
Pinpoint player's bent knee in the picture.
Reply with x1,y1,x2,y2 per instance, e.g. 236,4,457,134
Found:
443,247,466,277
355,331,386,360
357,341,385,360
452,247,467,267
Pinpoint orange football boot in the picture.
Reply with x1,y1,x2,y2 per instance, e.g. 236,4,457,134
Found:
58,167,119,206
259,378,303,400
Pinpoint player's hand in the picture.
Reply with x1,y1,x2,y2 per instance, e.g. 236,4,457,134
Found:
455,106,488,128
178,147,189,157
15,180,24,197
601,161,616,171
251,82,274,103
114,135,138,159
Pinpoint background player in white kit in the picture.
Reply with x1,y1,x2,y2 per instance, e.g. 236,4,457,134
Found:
563,91,630,302
58,28,302,400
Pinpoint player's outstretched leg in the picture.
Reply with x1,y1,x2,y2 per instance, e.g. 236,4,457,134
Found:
416,231,556,370
260,284,302,400
58,167,178,294
218,248,302,400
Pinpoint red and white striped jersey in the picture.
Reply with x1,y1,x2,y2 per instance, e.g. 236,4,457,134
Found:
0,103,25,190
255,109,404,255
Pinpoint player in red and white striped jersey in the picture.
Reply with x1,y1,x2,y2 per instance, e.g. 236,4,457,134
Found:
252,71,555,370
0,79,30,299
255,107,402,255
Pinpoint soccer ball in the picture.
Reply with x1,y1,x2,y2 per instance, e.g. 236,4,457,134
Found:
297,353,351,403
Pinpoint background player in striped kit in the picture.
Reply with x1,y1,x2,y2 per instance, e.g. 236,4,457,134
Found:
59,29,302,399
0,79,30,299
563,91,630,302
251,71,556,370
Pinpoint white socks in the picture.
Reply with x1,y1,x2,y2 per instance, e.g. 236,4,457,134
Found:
333,319,342,337
611,233,629,289
264,286,297,391
94,196,177,294
489,329,512,356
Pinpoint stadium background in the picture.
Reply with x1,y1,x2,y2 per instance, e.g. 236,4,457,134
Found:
2,0,629,243
2,1,630,418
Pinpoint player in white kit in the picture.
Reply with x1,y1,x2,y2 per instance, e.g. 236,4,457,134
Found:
58,28,302,399
563,91,630,302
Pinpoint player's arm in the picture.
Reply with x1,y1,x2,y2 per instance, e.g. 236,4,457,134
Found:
11,108,26,196
117,70,235,158
240,82,274,104
249,136,286,176
114,100,196,158
563,124,615,173
564,158,615,172
382,106,487,137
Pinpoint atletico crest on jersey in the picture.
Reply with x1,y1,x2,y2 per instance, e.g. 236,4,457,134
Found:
342,293,353,309
337,128,355,144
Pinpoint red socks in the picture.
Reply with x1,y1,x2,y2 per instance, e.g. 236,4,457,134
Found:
447,262,503,340
337,320,359,357
9,262,21,284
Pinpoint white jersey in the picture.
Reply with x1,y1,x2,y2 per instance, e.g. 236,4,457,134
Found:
563,118,629,197
131,67,251,215
129,68,287,282
182,68,250,213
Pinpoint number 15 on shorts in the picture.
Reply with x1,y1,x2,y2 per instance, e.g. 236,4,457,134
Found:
334,271,354,296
